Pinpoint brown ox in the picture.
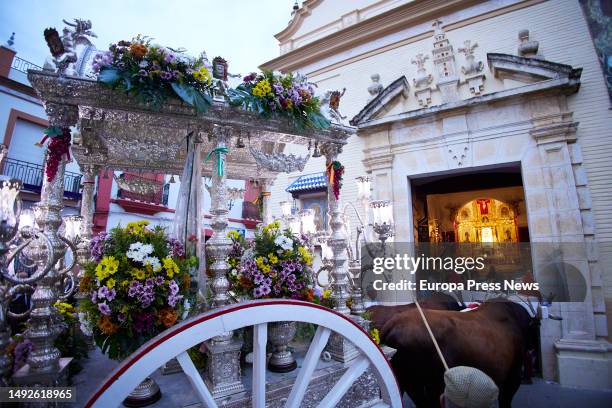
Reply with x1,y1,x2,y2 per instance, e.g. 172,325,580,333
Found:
377,300,531,408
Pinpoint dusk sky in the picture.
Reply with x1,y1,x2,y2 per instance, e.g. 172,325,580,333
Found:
0,0,294,75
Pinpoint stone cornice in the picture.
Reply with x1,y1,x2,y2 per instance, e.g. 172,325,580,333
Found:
355,55,582,130
261,0,484,72
350,76,410,125
275,0,324,43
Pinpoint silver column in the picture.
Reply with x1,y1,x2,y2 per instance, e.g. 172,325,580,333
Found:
204,126,244,398
322,143,359,363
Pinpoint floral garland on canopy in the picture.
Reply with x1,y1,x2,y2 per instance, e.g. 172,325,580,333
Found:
79,221,196,360
227,222,316,301
94,35,215,112
229,71,331,130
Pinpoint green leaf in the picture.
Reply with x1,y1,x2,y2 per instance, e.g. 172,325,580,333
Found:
171,82,211,113
98,68,120,85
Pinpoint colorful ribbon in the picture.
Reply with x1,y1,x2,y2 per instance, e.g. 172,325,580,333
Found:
205,147,229,177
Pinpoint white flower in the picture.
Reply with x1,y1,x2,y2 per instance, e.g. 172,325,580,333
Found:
143,256,162,272
181,299,191,320
141,244,154,255
274,235,293,251
78,312,93,336
127,242,155,263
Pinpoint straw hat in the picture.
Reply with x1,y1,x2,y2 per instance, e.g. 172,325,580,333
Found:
443,366,499,408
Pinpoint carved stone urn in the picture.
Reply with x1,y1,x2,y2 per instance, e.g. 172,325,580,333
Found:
122,377,162,407
267,321,298,373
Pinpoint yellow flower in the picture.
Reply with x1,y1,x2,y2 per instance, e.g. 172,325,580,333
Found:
255,256,265,268
298,246,312,266
370,328,381,345
126,220,149,236
227,230,240,240
95,256,119,281
131,268,145,280
261,264,271,273
54,301,75,317
193,66,212,84
322,289,332,299
252,79,272,97
106,278,116,289
268,253,278,264
162,257,179,278
120,280,130,289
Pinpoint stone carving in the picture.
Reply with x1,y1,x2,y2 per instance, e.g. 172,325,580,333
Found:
458,40,485,95
518,29,539,57
412,53,433,88
43,19,97,75
367,74,384,102
412,53,433,107
431,19,460,103
458,40,483,75
447,143,470,167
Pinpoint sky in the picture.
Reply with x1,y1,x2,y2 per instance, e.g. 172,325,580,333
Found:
0,0,294,75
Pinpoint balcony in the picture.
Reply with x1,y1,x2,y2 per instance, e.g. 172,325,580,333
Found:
241,201,262,228
113,173,172,215
1,158,82,200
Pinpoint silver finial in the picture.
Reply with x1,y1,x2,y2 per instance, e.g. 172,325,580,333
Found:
6,32,15,48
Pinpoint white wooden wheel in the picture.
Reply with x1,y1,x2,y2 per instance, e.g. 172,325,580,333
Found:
85,299,402,408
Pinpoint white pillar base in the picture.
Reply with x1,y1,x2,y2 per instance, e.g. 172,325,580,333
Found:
555,339,612,390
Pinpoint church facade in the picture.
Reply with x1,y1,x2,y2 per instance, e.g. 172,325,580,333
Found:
262,0,612,389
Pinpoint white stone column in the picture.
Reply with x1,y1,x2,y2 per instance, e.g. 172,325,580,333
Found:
527,117,611,389
260,178,273,224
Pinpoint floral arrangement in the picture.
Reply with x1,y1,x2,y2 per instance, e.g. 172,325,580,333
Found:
79,221,196,360
326,160,345,200
54,300,90,376
228,222,316,300
94,36,215,112
228,71,331,130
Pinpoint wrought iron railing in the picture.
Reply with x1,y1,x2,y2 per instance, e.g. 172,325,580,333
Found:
1,157,82,199
11,56,42,74
116,173,169,206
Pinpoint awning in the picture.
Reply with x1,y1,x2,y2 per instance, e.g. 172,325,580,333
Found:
286,172,327,194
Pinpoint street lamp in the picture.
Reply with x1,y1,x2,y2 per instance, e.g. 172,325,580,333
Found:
0,180,55,385
280,201,292,217
370,200,394,243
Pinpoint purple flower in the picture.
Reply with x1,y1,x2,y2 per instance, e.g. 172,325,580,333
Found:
254,273,264,285
155,276,164,286
138,69,148,77
90,290,98,303
98,302,111,316
253,287,263,298
168,280,179,295
160,71,173,80
243,73,256,82
273,83,284,95
168,238,185,257
106,288,116,302
98,286,109,299
168,293,183,307
92,51,112,73
164,52,176,64
117,313,126,323
90,232,110,262
145,278,154,287
173,70,181,79
132,311,155,333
